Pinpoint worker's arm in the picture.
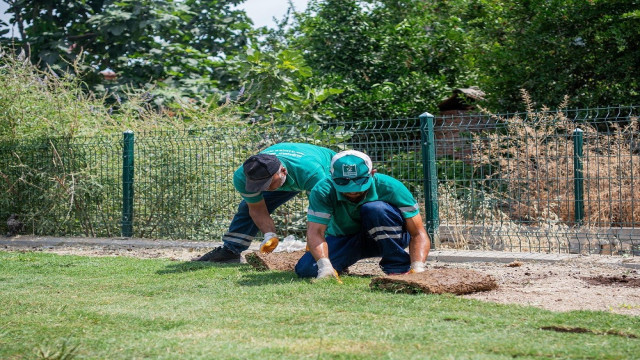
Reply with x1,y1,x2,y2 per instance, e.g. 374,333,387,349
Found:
247,200,276,234
307,221,329,260
405,213,430,272
247,200,279,252
307,221,341,282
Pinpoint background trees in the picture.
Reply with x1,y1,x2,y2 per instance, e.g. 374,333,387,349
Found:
2,0,254,106
467,0,640,110
286,0,478,120
1,0,638,121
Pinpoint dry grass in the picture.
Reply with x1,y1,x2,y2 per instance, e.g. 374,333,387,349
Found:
437,91,639,253
474,90,638,227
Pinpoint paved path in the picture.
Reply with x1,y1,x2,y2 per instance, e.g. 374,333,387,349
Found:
2,235,639,269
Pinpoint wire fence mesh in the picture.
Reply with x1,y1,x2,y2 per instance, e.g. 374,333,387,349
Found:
1,106,638,255
434,106,639,255
0,136,123,237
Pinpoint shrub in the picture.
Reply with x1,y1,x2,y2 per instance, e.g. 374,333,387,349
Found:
0,47,248,238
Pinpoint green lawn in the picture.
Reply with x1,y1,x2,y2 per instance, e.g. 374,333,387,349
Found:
1,251,638,359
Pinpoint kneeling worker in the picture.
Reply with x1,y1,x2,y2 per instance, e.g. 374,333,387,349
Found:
195,143,335,262
295,150,430,280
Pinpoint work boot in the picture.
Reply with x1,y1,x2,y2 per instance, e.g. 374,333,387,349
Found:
194,246,240,263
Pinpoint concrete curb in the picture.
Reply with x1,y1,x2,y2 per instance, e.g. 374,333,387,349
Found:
2,235,639,269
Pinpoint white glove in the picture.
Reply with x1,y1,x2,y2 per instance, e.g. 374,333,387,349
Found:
409,261,426,274
316,258,342,284
260,232,279,253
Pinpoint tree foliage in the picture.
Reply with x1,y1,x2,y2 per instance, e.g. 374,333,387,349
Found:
230,46,343,124
2,0,254,106
2,0,639,120
283,0,640,114
465,0,640,110
286,0,479,120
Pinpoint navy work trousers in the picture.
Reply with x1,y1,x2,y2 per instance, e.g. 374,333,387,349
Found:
223,191,300,254
295,201,411,276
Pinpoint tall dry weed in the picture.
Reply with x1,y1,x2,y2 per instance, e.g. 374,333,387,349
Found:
474,90,639,228
583,118,639,227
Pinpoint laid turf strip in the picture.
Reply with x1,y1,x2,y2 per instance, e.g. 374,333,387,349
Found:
245,250,306,271
371,269,498,294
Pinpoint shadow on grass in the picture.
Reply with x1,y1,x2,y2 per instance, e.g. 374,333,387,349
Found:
156,261,244,275
237,270,304,287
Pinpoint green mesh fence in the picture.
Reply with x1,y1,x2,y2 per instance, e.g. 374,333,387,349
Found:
1,107,638,255
0,136,122,237
127,124,357,240
434,106,639,255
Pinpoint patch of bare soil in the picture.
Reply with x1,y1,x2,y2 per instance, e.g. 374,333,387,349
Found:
451,260,640,316
582,275,640,287
3,243,640,316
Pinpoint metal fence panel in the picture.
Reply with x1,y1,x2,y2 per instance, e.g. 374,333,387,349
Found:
0,136,122,237
432,106,639,255
1,106,638,256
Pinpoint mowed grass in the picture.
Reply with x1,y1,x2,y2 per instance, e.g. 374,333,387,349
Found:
1,252,638,360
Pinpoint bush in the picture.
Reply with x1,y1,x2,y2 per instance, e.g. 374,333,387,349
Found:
0,47,249,238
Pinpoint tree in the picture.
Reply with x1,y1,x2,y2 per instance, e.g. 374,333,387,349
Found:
468,0,640,110
1,0,255,107
285,0,479,120
222,45,342,125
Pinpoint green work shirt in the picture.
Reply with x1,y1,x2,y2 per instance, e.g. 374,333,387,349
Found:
234,143,336,203
307,174,420,236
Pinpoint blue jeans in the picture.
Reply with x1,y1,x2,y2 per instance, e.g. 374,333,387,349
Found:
295,201,411,276
223,191,300,254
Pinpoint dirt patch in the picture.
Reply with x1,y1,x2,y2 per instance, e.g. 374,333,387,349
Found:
582,275,640,287
370,269,497,295
454,260,640,316
245,251,305,271
2,239,640,316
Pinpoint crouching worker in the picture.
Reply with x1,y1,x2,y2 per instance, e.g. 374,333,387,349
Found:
195,143,335,262
295,150,430,281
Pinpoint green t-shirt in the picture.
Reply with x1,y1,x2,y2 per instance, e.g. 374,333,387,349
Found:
307,174,420,236
234,143,336,203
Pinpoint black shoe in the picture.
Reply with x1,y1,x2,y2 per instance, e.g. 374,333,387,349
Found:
194,246,240,263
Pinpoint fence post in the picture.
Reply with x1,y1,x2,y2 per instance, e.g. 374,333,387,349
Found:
419,112,440,248
573,128,584,226
122,130,134,237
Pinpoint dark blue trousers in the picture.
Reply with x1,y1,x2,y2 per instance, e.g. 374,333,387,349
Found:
223,191,300,254
295,201,411,276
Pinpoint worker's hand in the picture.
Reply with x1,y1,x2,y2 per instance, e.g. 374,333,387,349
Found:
260,232,279,253
408,261,426,274
315,258,343,284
